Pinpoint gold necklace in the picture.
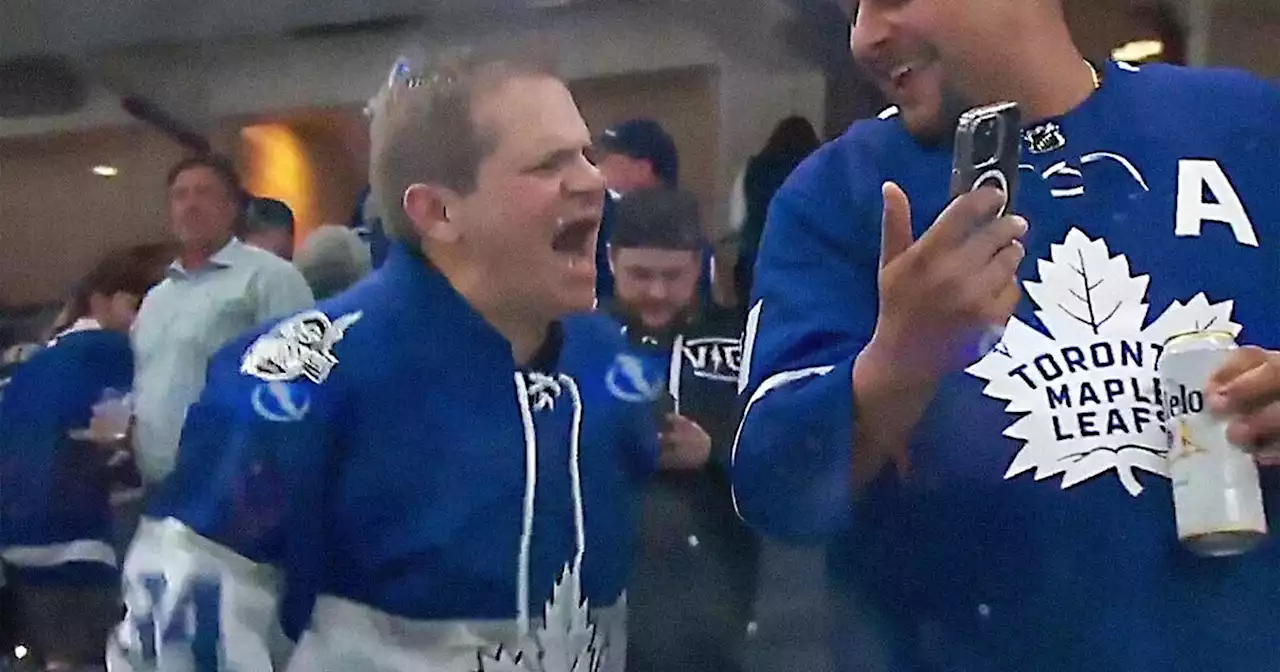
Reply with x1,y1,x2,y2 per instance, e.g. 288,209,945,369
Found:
1086,60,1101,90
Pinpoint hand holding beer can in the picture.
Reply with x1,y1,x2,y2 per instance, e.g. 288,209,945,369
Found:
1160,330,1268,557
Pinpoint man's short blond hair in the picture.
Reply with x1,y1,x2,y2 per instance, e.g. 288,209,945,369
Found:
366,44,560,244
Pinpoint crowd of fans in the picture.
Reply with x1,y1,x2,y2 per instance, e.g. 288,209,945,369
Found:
0,107,820,671
6,6,1261,665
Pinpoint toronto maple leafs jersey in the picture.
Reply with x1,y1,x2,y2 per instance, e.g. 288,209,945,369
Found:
732,61,1280,672
0,321,132,585
108,243,659,672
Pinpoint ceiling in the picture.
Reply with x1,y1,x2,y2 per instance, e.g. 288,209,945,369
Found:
0,0,619,61
5,0,1277,64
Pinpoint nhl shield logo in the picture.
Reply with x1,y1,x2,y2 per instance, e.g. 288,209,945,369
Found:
1023,122,1067,155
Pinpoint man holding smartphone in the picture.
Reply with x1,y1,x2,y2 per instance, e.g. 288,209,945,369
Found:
732,1,1280,670
602,187,752,672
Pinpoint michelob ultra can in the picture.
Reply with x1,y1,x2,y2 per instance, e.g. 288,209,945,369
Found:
1160,330,1267,557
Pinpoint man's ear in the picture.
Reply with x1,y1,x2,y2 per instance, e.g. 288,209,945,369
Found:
404,183,462,245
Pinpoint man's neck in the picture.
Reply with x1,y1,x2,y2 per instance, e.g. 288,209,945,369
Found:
431,254,551,366
994,28,1095,123
611,302,694,339
84,310,120,334
489,311,551,367
179,235,232,271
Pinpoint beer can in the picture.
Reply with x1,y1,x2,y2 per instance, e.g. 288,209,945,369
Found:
1160,330,1267,557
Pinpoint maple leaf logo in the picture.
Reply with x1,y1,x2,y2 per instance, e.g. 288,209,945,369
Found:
966,228,1240,497
476,564,605,672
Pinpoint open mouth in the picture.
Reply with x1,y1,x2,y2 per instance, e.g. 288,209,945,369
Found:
885,60,932,101
551,215,599,257
890,63,915,91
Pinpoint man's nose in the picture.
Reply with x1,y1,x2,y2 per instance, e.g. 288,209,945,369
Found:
565,154,606,196
646,281,669,301
849,4,893,65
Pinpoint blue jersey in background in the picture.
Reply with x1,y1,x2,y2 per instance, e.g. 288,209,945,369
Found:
0,322,132,585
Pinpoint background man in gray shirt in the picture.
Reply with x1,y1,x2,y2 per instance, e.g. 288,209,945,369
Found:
131,155,313,486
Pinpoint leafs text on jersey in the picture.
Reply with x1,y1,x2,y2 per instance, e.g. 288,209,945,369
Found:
966,229,1241,496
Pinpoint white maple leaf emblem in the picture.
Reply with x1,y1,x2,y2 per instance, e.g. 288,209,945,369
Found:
966,228,1240,497
475,564,604,672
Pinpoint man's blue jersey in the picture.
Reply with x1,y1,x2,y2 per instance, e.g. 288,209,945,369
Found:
111,243,659,671
732,61,1280,671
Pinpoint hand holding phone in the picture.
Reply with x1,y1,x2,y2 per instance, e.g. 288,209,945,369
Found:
651,387,676,425
862,102,1028,379
657,412,712,471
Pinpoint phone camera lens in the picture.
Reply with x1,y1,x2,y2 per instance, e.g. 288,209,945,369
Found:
973,117,1002,166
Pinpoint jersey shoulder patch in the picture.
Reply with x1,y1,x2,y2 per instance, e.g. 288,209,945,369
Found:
240,309,363,384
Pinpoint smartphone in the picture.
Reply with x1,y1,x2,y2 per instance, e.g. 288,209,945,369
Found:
950,101,1022,218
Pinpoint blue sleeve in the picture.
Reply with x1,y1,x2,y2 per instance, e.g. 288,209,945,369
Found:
114,331,337,668
628,396,661,480
59,333,135,430
730,157,882,544
145,339,333,569
588,313,661,480
89,334,135,394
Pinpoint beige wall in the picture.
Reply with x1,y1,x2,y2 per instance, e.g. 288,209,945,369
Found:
0,113,370,307
234,108,368,241
1066,0,1151,61
571,67,720,234
3,1,1274,306
1213,3,1280,78
1064,0,1280,77
0,126,185,306
0,69,721,307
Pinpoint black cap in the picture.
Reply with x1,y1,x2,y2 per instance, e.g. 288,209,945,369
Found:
596,119,679,187
610,187,703,252
244,197,295,234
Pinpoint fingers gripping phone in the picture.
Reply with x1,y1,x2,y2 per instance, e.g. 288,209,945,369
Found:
651,386,676,426
950,102,1022,217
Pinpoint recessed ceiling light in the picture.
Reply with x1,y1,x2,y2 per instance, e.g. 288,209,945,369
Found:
1112,39,1164,63
92,165,119,177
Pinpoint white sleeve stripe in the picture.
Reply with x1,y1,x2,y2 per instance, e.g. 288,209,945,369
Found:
2,539,117,568
110,517,290,670
737,301,763,395
729,364,837,520
668,333,685,415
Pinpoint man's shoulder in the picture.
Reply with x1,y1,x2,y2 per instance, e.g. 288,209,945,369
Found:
53,329,132,359
20,330,127,369
1115,61,1278,130
564,312,628,352
236,241,305,280
139,274,178,303
776,114,915,219
219,240,303,289
232,239,290,266
1121,60,1275,98
213,291,377,390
